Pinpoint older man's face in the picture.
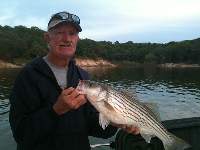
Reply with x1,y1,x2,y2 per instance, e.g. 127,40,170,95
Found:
46,23,79,59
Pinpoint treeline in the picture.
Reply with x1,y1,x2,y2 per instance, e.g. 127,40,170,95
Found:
77,39,200,64
0,25,46,61
0,25,200,64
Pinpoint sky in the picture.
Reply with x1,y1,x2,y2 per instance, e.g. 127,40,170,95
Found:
0,0,200,43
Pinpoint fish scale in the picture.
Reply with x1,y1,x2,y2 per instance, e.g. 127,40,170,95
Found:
77,80,191,150
117,90,171,142
108,88,171,141
111,91,174,144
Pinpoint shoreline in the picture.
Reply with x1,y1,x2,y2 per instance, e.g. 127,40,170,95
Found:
158,63,200,68
75,58,116,67
0,60,22,69
0,58,117,69
0,59,200,69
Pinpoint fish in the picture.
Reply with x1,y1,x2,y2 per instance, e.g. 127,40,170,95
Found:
77,80,191,150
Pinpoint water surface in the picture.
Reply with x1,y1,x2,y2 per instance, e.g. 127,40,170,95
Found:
0,67,200,150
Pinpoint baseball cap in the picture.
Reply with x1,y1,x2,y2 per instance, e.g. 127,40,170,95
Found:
48,11,82,32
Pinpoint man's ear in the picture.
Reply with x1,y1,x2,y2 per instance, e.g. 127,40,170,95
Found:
44,32,50,43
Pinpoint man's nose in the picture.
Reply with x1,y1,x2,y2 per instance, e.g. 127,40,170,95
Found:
62,32,71,41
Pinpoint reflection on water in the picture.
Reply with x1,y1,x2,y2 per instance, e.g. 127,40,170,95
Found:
0,67,200,150
85,67,200,149
0,69,20,115
85,67,200,120
0,69,21,150
1,67,199,120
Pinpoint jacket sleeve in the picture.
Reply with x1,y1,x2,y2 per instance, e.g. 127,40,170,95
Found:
9,68,59,149
85,102,118,138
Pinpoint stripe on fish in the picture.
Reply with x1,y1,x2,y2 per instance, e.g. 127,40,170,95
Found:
77,80,191,150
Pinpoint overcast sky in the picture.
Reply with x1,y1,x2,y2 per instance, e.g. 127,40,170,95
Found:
1,0,200,43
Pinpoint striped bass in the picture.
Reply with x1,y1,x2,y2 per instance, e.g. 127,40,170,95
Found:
77,80,190,150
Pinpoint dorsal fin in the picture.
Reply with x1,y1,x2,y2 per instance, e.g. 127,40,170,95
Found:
120,89,161,121
120,89,138,100
141,102,161,121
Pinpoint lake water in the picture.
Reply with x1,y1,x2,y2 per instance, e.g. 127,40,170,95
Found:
0,67,200,150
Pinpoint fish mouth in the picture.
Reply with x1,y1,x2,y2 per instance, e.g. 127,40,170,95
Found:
76,80,85,93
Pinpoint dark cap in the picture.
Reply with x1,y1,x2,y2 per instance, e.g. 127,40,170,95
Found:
48,11,82,32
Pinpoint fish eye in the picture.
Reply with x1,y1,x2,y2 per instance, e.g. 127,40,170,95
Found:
86,81,92,87
88,81,96,88
90,82,95,87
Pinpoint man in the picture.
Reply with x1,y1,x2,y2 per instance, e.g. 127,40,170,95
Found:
9,11,139,150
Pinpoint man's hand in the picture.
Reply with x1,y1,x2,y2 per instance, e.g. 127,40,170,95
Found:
122,125,140,135
112,124,140,135
53,87,87,115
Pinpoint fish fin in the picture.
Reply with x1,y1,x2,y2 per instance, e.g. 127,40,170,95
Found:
163,133,191,150
120,89,161,121
104,101,116,112
96,97,105,102
140,128,155,143
142,102,161,121
120,89,138,99
99,113,110,130
141,133,153,143
88,95,102,102
96,91,107,102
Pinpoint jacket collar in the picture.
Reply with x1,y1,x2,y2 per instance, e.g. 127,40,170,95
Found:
30,56,80,88
31,57,56,82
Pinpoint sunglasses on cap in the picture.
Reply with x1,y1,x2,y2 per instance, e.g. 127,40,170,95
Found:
48,11,82,32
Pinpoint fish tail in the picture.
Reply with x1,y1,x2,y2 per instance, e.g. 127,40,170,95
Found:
163,133,191,150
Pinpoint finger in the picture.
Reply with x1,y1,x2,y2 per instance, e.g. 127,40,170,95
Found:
130,127,137,132
134,128,140,134
111,123,124,128
130,127,137,133
75,95,87,104
76,89,85,95
128,127,140,135
63,87,74,95
125,127,131,133
74,95,87,109
117,124,126,129
70,89,81,98
73,101,83,109
124,126,134,132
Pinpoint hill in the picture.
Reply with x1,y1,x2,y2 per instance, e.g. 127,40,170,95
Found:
0,25,200,64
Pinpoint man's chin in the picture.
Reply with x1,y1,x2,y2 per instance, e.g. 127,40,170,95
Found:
57,49,74,57
58,53,75,59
